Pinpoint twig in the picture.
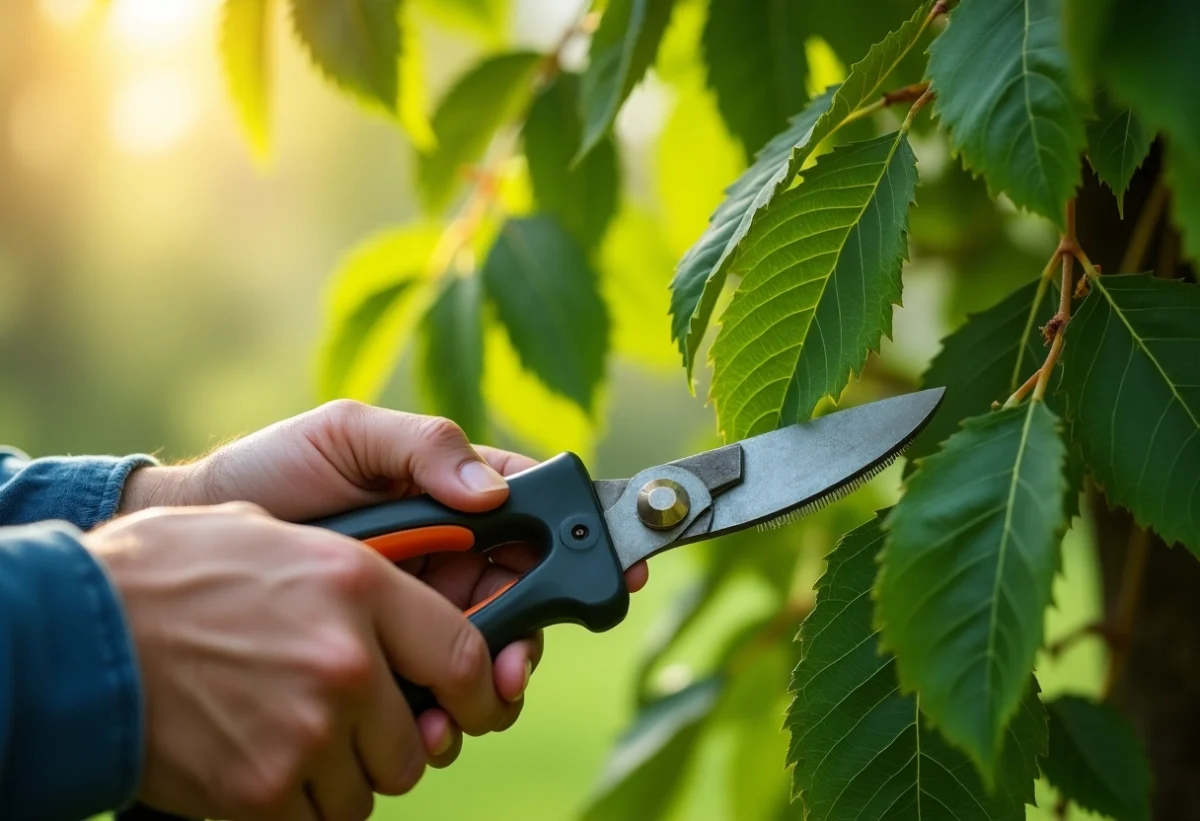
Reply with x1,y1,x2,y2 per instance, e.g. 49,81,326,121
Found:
1046,620,1120,658
900,88,935,131
1102,520,1151,700
1002,367,1041,409
1119,176,1168,273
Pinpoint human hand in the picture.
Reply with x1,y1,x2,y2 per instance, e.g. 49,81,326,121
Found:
86,503,526,821
116,401,648,766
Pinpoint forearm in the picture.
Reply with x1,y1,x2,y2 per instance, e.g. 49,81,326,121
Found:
0,523,143,820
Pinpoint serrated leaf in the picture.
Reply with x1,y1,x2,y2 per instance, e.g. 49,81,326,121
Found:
417,51,542,214
316,225,441,401
523,72,619,251
906,278,1085,518
1060,274,1200,554
789,511,1045,820
1042,695,1151,821
670,2,932,376
926,0,1087,227
581,678,722,821
709,130,917,439
878,402,1067,781
220,0,273,161
481,215,609,412
578,0,678,161
1086,92,1151,217
418,274,485,440
701,0,807,159
289,0,402,112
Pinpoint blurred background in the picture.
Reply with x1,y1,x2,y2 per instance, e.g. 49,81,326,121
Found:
0,0,1107,817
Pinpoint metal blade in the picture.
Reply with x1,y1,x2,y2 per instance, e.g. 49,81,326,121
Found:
601,388,943,569
706,388,943,537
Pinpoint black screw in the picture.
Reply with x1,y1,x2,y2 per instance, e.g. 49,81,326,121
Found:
571,524,589,540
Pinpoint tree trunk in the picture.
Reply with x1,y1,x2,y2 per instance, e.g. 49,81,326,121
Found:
1076,145,1200,820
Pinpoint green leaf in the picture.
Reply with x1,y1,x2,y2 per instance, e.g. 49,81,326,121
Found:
721,646,790,820
1042,695,1151,821
789,511,1045,820
578,0,678,161
908,279,1054,468
878,401,1067,781
220,0,273,161
1067,0,1199,261
523,72,619,251
1060,274,1200,554
417,51,543,214
1167,143,1200,266
670,1,931,376
1086,91,1152,217
906,278,1085,518
926,0,1087,227
701,0,807,159
289,0,402,112
418,274,485,440
581,678,722,821
708,130,917,439
316,225,441,401
481,216,609,412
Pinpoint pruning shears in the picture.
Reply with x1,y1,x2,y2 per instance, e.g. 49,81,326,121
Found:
119,387,944,821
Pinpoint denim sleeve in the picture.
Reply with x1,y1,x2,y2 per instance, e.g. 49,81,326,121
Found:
0,448,155,820
0,524,143,820
0,447,158,531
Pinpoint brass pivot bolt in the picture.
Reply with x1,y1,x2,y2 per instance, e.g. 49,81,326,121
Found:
636,478,690,530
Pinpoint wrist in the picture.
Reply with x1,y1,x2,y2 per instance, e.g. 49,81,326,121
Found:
117,465,195,513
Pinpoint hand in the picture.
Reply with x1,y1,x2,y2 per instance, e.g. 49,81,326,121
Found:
85,504,520,820
118,401,649,765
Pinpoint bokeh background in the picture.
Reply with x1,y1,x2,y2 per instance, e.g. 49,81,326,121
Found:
0,1,1107,818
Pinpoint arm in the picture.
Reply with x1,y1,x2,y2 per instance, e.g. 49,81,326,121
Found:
0,522,142,821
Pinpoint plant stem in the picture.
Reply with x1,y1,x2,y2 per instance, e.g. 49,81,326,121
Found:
1002,367,1041,409
1032,248,1073,402
900,88,934,131
1119,176,1168,273
1102,526,1150,699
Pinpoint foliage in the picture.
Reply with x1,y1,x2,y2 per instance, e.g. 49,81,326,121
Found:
206,0,1200,817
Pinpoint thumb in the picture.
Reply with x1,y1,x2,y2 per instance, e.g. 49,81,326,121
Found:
366,409,509,512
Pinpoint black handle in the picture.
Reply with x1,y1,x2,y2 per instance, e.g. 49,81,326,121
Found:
118,452,629,821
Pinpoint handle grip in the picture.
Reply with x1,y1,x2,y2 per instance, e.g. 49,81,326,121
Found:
118,452,628,821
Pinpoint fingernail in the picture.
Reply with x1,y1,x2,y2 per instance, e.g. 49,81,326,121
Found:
432,724,453,756
459,460,507,493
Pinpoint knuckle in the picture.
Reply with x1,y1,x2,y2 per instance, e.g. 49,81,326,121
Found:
416,415,467,448
447,622,489,692
233,760,294,816
312,634,374,694
319,398,369,425
292,705,336,753
218,500,268,518
323,544,378,597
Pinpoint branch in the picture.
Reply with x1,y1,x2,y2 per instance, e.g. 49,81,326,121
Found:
1119,175,1168,274
1102,526,1150,699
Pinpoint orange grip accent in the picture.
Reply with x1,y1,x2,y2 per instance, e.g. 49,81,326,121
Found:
365,525,475,563
464,579,518,618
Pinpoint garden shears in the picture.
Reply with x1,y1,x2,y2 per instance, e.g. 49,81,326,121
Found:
119,387,943,821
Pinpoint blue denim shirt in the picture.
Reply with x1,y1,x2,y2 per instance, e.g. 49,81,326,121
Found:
0,447,155,820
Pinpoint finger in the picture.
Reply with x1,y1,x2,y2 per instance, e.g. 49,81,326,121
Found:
417,710,464,769
492,636,542,703
373,560,507,736
325,404,511,513
307,747,375,821
625,560,650,594
354,648,424,796
475,446,539,478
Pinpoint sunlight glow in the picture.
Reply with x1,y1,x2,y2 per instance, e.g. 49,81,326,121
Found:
38,0,92,29
10,81,77,171
107,0,216,48
109,72,200,156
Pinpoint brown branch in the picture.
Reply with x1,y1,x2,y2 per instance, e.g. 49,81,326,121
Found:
1102,526,1150,699
1119,175,1168,273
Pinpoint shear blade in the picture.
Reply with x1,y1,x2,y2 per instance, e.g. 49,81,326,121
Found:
601,388,944,569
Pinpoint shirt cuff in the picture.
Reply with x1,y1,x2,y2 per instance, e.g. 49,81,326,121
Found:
0,453,159,531
0,523,143,819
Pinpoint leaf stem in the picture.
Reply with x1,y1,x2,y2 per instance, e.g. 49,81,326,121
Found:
900,88,934,131
1119,175,1168,273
